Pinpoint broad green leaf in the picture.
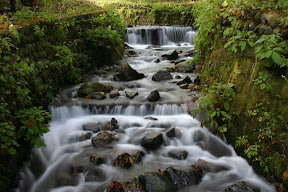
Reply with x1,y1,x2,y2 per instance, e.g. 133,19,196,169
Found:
3,56,11,62
28,128,34,134
224,101,229,111
210,111,217,117
260,83,266,90
273,47,287,54
221,111,230,119
271,51,283,65
265,50,273,58
255,45,263,53
239,41,246,51
224,41,233,49
254,38,265,45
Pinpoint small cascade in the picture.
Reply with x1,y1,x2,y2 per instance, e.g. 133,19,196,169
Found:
126,26,196,46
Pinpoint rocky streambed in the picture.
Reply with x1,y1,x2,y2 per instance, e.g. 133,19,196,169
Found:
16,26,275,192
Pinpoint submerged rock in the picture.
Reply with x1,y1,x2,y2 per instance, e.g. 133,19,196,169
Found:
166,128,176,138
161,50,178,60
91,131,118,148
110,118,118,130
138,172,177,192
90,152,106,165
140,132,163,150
168,150,188,160
152,71,173,81
113,63,145,81
147,90,160,102
82,123,101,133
225,181,260,192
85,168,106,182
164,167,203,188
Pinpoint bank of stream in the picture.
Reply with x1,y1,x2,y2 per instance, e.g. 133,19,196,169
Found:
16,26,275,192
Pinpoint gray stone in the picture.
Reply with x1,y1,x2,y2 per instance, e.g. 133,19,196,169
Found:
147,90,160,102
168,150,188,160
161,50,178,60
152,70,173,81
140,132,163,150
109,89,120,98
166,128,176,138
175,60,195,72
113,63,145,81
225,181,260,192
125,91,138,98
180,83,189,89
91,132,118,148
82,123,101,133
177,76,192,85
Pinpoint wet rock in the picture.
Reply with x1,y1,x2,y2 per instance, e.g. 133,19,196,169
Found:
85,168,106,182
175,75,182,79
78,82,112,97
264,26,273,35
114,153,134,168
90,152,106,165
82,123,101,133
175,59,186,65
225,181,260,192
110,89,120,98
140,132,163,150
258,25,267,35
107,181,125,192
152,70,173,81
132,151,145,164
161,50,178,60
177,76,192,85
166,128,176,138
138,172,177,192
180,83,189,89
194,76,201,85
125,91,138,99
81,132,93,141
153,58,161,63
175,60,195,72
71,165,84,175
269,14,280,29
110,118,118,130
126,83,140,88
91,92,106,100
168,150,188,160
127,50,138,57
147,90,160,102
113,63,145,81
164,167,203,188
91,131,118,148
144,117,158,121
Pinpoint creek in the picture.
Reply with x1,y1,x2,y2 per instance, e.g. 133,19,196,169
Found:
17,26,275,192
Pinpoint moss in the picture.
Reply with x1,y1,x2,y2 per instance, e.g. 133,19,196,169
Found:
269,152,287,180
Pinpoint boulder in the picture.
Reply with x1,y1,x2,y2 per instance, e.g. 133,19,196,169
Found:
114,153,134,168
85,168,106,182
91,92,106,100
110,118,118,130
78,82,112,97
91,131,118,148
147,90,160,102
113,63,145,81
90,152,106,165
82,123,101,133
224,181,260,192
161,50,178,60
140,132,163,150
125,91,138,99
175,60,195,72
152,71,173,81
177,76,192,85
168,150,188,160
164,167,203,188
110,89,120,98
138,172,177,192
166,128,176,138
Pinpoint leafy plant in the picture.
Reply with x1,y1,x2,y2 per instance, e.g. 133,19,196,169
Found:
192,83,235,134
253,72,271,91
224,31,256,53
17,107,51,148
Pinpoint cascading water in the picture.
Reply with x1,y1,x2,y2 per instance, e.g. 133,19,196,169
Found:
17,26,275,192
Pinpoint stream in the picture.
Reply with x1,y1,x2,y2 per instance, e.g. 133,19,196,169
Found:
17,26,275,192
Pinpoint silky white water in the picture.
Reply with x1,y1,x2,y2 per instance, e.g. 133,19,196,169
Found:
17,26,275,192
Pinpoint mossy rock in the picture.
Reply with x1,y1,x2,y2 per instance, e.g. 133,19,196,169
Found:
77,82,112,97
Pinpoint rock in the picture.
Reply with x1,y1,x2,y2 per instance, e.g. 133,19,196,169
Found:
261,14,269,24
264,26,273,35
110,118,118,130
91,92,106,100
126,83,140,88
164,167,203,188
147,90,160,102
140,132,163,150
85,168,106,182
152,71,173,81
168,150,188,160
175,59,186,65
110,89,120,98
225,181,260,192
71,165,84,175
180,83,189,89
127,50,138,57
269,14,280,29
144,117,158,121
161,50,178,60
153,58,161,63
138,172,177,192
175,60,195,72
166,128,176,138
82,123,101,133
194,76,201,85
125,91,138,98
113,63,145,81
78,82,111,97
114,153,134,168
132,151,145,164
90,152,106,165
81,132,93,141
91,131,118,148
248,22,256,31
258,25,267,35
177,76,192,85
255,12,262,25
175,75,182,79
